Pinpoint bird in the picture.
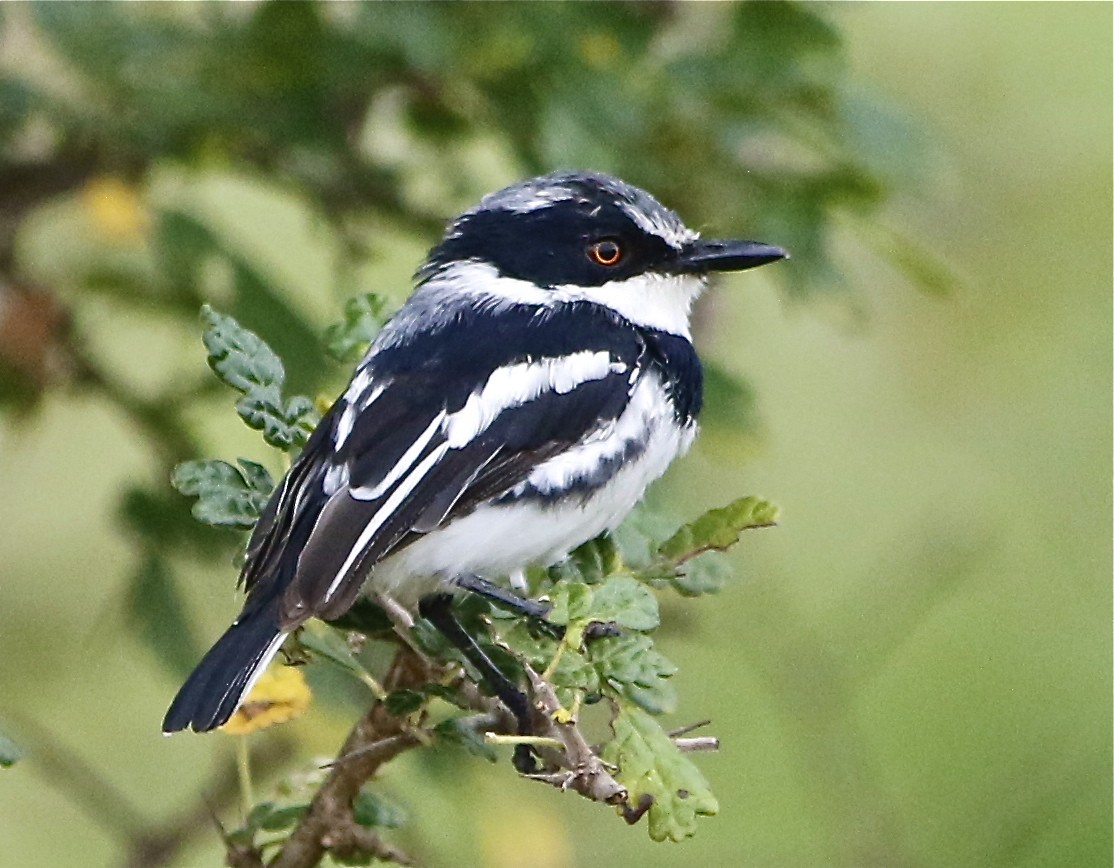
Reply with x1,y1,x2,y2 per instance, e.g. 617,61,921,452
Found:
162,170,786,751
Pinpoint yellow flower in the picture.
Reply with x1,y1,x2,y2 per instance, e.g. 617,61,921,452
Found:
82,176,149,241
220,666,312,735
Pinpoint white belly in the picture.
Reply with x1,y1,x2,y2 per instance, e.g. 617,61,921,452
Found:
368,390,695,605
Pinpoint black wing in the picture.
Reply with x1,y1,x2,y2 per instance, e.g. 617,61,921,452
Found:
239,302,648,627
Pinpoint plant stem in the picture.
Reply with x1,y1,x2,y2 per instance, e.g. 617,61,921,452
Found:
236,736,253,819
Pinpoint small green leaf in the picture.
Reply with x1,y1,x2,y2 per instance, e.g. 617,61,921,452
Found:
198,306,319,451
610,504,677,569
546,647,600,698
244,800,275,832
546,583,594,626
297,623,369,682
657,496,779,565
325,598,394,635
653,552,732,598
589,576,659,631
590,635,677,715
259,803,308,831
0,730,23,767
603,706,719,842
498,620,559,670
200,304,285,395
324,293,391,363
433,717,498,762
171,458,273,529
234,391,318,451
384,689,425,716
353,787,407,828
549,535,621,584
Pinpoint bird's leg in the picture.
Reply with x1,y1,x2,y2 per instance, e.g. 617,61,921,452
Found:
453,574,563,640
418,593,539,773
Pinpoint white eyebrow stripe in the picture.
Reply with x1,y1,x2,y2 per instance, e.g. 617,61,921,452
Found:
349,411,447,501
444,351,625,448
321,440,451,604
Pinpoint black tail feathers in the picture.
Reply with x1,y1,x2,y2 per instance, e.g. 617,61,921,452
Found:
162,605,287,734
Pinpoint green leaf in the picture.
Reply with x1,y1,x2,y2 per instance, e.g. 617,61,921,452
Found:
656,496,779,565
384,689,425,716
547,582,593,648
296,623,371,683
589,576,659,631
171,458,273,529
250,801,308,832
602,706,719,842
610,504,678,570
546,582,594,626
0,729,23,767
433,717,498,762
590,635,677,715
234,391,318,451
548,534,621,585
668,551,732,598
199,305,320,451
353,787,407,828
324,293,391,362
201,304,286,394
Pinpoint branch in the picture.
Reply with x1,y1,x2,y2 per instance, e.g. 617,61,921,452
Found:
264,647,430,868
519,664,655,820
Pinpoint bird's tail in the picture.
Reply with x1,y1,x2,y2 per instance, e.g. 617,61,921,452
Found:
162,602,288,734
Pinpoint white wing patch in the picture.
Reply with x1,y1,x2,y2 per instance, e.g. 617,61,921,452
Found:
322,440,452,603
350,411,447,501
444,350,625,447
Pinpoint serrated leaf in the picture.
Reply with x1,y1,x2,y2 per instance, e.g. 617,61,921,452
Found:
498,620,559,670
433,718,498,762
353,787,407,828
234,391,318,451
590,635,677,715
602,706,718,842
657,496,779,565
199,305,319,451
547,647,600,698
610,504,678,570
324,293,391,363
171,458,273,528
0,730,23,767
546,583,593,626
549,534,622,584
201,304,285,394
589,576,659,631
666,551,732,598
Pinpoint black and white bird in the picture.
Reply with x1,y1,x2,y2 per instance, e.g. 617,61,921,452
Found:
163,171,786,742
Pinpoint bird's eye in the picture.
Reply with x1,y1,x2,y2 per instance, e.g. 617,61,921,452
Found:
587,239,623,267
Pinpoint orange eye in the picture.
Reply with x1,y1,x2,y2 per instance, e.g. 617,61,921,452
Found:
587,239,623,267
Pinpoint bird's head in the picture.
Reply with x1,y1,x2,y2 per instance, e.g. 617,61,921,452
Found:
418,171,787,336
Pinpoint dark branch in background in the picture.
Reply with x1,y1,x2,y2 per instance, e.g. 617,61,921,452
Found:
1,710,294,868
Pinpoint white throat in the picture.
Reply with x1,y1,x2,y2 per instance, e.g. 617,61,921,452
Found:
421,261,704,338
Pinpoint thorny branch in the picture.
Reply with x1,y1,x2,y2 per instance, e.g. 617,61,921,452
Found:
228,624,709,867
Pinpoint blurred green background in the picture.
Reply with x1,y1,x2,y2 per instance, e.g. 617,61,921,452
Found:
0,3,1109,867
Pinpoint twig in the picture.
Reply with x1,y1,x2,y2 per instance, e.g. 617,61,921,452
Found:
673,736,720,753
520,663,631,810
264,648,430,868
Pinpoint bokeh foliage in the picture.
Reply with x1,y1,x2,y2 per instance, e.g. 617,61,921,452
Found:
1,3,1108,868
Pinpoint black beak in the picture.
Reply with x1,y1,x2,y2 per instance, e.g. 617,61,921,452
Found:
673,238,789,274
